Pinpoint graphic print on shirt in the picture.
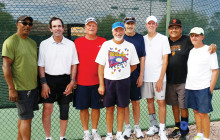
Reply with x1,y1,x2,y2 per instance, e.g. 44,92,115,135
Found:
108,47,129,74
170,45,181,56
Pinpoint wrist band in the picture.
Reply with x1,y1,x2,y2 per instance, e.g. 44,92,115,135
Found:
40,77,47,85
71,78,75,82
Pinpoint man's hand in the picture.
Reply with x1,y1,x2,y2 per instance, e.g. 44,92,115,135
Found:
9,89,18,102
73,81,77,89
208,44,217,54
63,81,74,96
136,76,144,87
41,83,51,99
98,85,105,95
155,79,163,92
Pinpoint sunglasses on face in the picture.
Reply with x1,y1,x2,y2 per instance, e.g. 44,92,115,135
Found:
190,34,202,37
18,21,33,26
169,26,181,30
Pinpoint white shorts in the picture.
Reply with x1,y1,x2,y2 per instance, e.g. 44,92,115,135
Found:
141,82,166,100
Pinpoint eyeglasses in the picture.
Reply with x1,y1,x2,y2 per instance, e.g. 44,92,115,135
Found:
18,21,33,26
124,17,136,22
169,26,181,30
190,34,202,37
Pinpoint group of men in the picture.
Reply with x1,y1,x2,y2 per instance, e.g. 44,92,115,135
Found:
2,14,218,140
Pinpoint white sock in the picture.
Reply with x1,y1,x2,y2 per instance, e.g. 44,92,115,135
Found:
92,129,97,134
134,124,140,128
159,123,165,131
117,131,122,136
84,130,90,134
107,133,112,136
125,124,130,128
60,137,64,140
46,137,52,140
197,133,204,138
203,138,210,140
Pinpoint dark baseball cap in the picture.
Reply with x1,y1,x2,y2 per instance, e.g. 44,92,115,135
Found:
169,19,182,27
17,15,33,22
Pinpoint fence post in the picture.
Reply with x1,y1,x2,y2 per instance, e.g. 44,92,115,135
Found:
165,0,171,36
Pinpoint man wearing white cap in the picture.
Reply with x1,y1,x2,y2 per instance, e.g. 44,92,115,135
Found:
96,22,139,140
74,17,106,140
185,27,219,140
141,16,171,140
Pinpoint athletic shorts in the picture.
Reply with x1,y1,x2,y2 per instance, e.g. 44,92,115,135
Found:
166,83,186,108
74,84,104,109
130,76,142,101
185,87,213,113
42,74,73,105
103,77,130,108
15,88,39,120
141,82,166,100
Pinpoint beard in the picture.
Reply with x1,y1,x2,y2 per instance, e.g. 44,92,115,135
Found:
114,35,124,41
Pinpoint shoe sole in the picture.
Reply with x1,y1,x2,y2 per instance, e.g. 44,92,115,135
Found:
168,133,181,138
146,132,159,136
124,135,131,139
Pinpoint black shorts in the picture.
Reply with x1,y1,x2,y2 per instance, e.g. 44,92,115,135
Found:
42,73,73,105
16,88,39,120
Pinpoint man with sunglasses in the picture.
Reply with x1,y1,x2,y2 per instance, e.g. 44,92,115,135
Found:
38,17,79,140
166,19,216,140
2,15,38,140
185,27,219,140
122,16,145,139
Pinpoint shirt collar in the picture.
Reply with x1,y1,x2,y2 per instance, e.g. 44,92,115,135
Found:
49,36,67,44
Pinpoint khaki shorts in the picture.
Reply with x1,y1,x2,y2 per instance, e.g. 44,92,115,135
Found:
141,82,166,100
165,83,185,108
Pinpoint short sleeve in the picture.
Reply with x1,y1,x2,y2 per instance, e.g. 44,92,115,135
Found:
95,42,107,65
130,45,140,65
162,36,171,55
210,52,219,70
38,42,45,67
2,39,15,60
71,42,79,65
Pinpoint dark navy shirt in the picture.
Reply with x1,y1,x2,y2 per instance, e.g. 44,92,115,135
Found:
124,33,146,81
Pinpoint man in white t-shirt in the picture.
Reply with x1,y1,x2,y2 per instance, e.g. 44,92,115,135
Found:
95,22,139,140
185,27,219,140
141,16,171,140
38,17,79,140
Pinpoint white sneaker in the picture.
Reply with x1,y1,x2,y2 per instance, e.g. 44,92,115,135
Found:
105,134,113,140
83,133,92,140
193,136,203,140
115,134,125,140
92,132,102,140
159,130,168,140
145,125,159,136
122,126,131,138
134,126,144,138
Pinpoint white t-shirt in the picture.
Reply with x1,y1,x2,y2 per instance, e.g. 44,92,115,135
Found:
95,39,139,80
143,33,171,82
185,45,219,90
38,36,79,75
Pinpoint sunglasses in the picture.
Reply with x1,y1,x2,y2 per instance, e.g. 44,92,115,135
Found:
169,26,181,30
124,17,136,21
18,21,33,26
190,34,202,37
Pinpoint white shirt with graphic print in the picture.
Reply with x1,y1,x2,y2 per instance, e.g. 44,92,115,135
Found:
95,39,139,80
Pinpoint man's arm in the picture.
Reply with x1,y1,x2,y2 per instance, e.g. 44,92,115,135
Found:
155,54,168,92
136,56,145,87
39,66,50,99
210,69,219,94
63,64,77,95
98,64,105,95
2,56,18,102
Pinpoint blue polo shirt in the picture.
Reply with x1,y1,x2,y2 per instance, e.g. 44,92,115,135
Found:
124,33,146,80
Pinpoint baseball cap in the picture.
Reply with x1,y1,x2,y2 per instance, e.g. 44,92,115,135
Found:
112,22,125,30
189,27,204,35
169,19,182,27
146,15,157,23
17,15,33,22
124,16,136,23
85,17,97,25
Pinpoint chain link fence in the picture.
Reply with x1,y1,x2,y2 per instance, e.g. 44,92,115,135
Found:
0,0,220,139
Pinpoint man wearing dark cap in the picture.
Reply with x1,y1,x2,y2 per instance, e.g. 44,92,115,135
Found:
122,16,145,139
2,15,38,140
166,19,216,140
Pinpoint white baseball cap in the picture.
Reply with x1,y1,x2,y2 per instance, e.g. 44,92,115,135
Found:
189,27,204,35
85,17,97,25
146,15,157,23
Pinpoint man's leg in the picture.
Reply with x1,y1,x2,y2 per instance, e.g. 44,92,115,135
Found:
60,103,70,137
80,109,89,130
172,105,180,124
17,118,32,140
91,108,100,129
132,100,140,125
106,106,115,133
157,100,166,124
17,118,22,140
124,106,130,125
193,110,202,133
117,106,125,132
200,113,210,139
42,103,54,137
